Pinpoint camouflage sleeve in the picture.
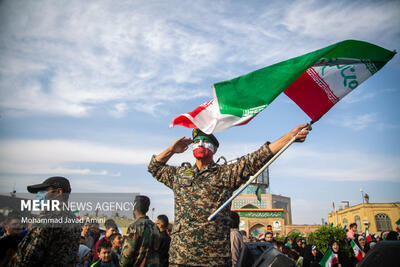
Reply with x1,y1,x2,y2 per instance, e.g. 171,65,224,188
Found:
147,155,177,189
225,143,273,189
12,227,49,267
119,225,138,267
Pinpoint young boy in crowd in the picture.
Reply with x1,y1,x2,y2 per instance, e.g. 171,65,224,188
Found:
91,241,116,267
109,233,123,264
93,219,118,261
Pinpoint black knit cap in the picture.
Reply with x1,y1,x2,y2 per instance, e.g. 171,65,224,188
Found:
27,176,71,193
192,128,219,147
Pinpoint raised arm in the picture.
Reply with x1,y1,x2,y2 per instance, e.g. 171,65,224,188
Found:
148,137,193,189
269,123,310,154
227,123,311,189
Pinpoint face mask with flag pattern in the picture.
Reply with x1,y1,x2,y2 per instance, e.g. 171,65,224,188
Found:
193,137,214,159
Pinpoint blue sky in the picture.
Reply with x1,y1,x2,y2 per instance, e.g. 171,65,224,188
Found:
0,0,399,224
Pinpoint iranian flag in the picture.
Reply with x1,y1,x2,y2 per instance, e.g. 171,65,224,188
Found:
319,248,338,267
396,218,400,232
350,240,364,262
365,227,372,243
170,40,395,134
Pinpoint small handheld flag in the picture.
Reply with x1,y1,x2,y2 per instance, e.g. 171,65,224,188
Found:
320,248,338,267
350,240,364,262
365,227,372,243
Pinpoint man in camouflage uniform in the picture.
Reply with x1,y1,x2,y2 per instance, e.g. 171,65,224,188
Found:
120,195,160,267
12,176,81,267
148,124,310,266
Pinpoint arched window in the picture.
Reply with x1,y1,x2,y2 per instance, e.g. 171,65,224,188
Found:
250,224,265,238
343,218,348,228
355,216,361,232
375,214,392,232
241,204,259,209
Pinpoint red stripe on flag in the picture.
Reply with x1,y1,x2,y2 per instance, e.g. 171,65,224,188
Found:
170,115,197,128
170,100,215,129
284,68,337,121
236,114,258,126
332,255,339,265
356,250,363,262
187,99,213,118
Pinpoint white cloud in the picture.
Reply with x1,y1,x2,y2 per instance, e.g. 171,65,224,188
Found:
327,111,400,132
1,0,398,118
0,1,222,117
274,146,400,182
336,113,378,131
343,86,399,105
0,139,157,175
186,140,400,183
342,87,376,104
282,0,400,44
110,103,129,118
1,134,399,183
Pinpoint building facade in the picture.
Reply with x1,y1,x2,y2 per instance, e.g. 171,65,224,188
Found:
231,182,319,238
328,202,400,234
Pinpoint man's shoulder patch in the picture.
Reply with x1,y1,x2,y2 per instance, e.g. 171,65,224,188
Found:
178,169,194,179
184,169,194,177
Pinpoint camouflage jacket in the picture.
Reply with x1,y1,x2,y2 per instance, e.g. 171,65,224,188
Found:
12,209,81,267
147,143,273,266
120,216,160,267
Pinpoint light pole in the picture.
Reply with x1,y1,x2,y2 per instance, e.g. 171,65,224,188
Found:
360,188,364,204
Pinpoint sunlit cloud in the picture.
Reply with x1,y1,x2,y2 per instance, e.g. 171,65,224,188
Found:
274,146,400,182
1,0,398,118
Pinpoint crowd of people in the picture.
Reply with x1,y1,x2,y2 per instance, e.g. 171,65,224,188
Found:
0,183,171,267
0,190,399,266
229,217,399,267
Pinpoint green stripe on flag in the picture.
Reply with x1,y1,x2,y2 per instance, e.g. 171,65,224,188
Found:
214,46,331,117
320,248,333,267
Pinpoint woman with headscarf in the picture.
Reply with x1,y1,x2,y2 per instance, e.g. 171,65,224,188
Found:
328,240,352,267
303,245,323,267
293,236,305,257
77,244,92,267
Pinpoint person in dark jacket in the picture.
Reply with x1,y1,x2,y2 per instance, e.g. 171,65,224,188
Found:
155,214,171,267
303,245,323,267
329,240,352,267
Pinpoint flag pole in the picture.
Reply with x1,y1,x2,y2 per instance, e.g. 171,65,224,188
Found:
207,122,313,221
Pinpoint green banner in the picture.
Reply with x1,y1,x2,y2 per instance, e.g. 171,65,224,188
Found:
238,210,284,218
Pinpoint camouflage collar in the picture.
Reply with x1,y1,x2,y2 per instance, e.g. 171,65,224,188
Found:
193,161,218,173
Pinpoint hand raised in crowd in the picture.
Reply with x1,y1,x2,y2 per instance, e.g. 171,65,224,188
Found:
169,137,193,153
